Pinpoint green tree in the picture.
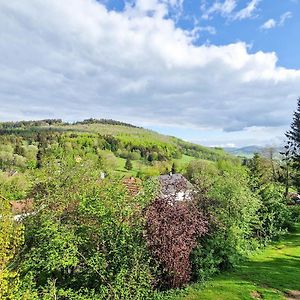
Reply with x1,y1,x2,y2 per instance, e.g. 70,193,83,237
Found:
17,163,155,299
248,154,291,242
0,195,24,299
285,97,300,190
125,158,133,170
171,162,176,174
191,160,261,281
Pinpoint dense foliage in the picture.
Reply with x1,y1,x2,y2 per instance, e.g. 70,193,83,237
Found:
0,119,299,299
16,161,157,299
284,97,300,190
0,120,232,179
145,195,207,288
74,118,140,128
0,195,24,299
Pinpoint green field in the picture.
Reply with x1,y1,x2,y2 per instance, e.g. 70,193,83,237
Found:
174,154,196,169
115,156,140,176
115,154,213,177
167,224,300,300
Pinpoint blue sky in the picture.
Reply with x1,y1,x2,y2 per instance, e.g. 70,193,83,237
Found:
0,0,300,147
103,0,300,68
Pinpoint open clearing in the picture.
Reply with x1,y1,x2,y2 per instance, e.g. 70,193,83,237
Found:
168,224,300,300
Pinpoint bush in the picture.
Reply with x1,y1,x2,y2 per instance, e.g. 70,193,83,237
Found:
0,172,30,200
253,183,291,243
18,162,156,299
289,205,300,223
125,158,133,170
145,193,207,289
190,161,261,282
0,196,24,299
137,166,161,179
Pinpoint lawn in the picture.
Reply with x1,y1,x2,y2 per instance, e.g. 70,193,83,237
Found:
174,155,195,169
167,224,300,300
116,154,198,174
114,154,216,177
174,155,214,171
114,156,140,176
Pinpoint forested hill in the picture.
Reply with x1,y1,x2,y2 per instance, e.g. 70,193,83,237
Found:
0,118,234,177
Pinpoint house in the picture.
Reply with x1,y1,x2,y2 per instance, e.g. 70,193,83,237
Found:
122,174,194,201
158,173,194,202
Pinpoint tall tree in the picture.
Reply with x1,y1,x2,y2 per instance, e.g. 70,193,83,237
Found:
171,162,177,174
285,97,300,190
262,146,278,181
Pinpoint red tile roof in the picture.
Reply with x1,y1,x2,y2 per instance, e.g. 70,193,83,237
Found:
122,177,141,196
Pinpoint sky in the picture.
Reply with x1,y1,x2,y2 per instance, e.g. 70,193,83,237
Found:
0,0,300,147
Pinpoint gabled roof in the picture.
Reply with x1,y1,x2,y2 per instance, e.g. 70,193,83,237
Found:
158,174,194,201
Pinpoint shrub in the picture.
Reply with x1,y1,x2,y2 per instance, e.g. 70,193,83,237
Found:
125,158,133,170
289,205,300,223
0,172,30,201
253,183,291,243
145,193,207,289
191,161,261,282
0,196,24,299
18,162,156,299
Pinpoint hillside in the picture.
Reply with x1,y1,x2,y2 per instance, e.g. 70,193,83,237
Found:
0,119,234,177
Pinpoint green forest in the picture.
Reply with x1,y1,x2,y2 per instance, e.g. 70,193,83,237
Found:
1,100,300,299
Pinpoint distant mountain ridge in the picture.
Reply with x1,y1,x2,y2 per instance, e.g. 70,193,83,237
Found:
224,145,264,157
224,145,282,157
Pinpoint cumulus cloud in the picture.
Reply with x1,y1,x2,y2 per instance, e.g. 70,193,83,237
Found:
261,11,292,30
0,0,299,140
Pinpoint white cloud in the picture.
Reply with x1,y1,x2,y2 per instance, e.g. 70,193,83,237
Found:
234,0,261,20
201,0,237,19
187,26,217,40
198,26,217,35
261,11,292,30
278,11,292,26
261,18,276,30
201,0,260,20
125,0,184,19
0,0,299,144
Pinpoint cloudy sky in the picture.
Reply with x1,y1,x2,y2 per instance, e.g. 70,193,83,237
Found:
1,0,299,147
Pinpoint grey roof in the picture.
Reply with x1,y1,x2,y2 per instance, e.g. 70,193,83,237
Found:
158,174,194,201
